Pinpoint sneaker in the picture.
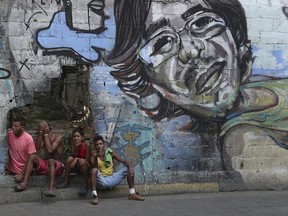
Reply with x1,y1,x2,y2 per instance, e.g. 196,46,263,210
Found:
91,195,98,205
128,193,145,201
56,182,69,189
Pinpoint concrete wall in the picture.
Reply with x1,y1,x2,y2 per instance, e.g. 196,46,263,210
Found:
1,0,288,190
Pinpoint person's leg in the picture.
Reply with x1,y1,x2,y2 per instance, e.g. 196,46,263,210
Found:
127,168,134,189
125,167,145,201
43,159,57,197
105,167,128,189
90,167,99,205
44,160,64,197
77,158,89,195
57,156,73,188
15,154,39,191
49,159,56,190
78,158,89,185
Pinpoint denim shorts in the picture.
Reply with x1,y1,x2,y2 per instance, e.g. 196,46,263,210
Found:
96,167,128,189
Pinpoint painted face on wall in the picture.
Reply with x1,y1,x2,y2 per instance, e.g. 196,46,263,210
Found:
139,1,242,118
63,0,108,33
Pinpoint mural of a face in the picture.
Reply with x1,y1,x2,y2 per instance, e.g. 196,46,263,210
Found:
64,0,107,32
140,1,242,118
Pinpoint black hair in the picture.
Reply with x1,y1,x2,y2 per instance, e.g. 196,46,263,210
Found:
72,127,84,137
93,134,104,143
11,115,26,127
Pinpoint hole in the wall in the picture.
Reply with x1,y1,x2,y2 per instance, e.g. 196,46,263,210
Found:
60,65,93,126
7,64,94,132
5,64,95,174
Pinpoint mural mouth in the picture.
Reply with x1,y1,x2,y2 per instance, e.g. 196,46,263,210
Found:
89,0,105,12
196,61,226,95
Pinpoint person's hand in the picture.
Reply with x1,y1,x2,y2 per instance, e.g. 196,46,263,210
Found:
43,124,50,135
71,162,76,169
14,173,23,183
74,139,81,147
71,158,78,169
38,121,46,132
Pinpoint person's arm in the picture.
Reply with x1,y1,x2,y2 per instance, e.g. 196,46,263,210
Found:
43,134,63,153
15,135,37,182
91,151,100,168
85,142,91,161
35,132,43,151
42,124,63,153
112,152,134,176
71,141,76,157
14,155,30,182
36,121,45,150
70,140,80,168
14,152,35,181
70,157,78,168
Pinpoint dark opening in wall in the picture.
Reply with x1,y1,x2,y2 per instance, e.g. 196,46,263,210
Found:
7,64,94,132
5,64,95,174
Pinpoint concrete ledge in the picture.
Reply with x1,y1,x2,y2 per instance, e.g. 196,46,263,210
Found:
0,183,220,205
139,183,219,196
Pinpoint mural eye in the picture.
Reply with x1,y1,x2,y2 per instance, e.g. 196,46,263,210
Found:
192,17,213,31
151,35,177,56
187,12,226,38
139,30,179,67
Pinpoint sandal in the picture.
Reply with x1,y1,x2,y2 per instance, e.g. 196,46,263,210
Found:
43,190,56,198
14,183,27,192
56,182,69,189
78,185,88,196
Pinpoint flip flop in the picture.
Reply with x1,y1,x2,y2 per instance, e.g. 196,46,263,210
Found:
43,190,56,198
56,182,69,189
14,183,27,192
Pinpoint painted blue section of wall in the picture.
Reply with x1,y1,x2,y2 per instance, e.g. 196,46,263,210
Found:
37,10,116,62
90,65,121,94
252,45,288,77
158,133,200,171
0,147,7,173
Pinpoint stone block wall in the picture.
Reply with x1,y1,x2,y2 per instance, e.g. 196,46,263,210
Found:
1,0,288,190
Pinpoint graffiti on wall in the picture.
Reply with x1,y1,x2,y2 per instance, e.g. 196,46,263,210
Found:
6,0,116,106
112,123,151,182
104,0,288,172
36,0,115,63
5,0,288,183
0,68,11,80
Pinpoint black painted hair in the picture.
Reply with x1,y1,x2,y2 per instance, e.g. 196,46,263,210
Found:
105,0,253,121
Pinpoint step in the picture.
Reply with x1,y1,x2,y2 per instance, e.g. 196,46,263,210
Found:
0,186,130,205
0,174,219,205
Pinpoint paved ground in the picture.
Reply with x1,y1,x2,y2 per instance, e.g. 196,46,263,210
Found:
0,190,287,216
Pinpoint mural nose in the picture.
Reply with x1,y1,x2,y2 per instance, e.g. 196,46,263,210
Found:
178,30,200,65
178,46,199,64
